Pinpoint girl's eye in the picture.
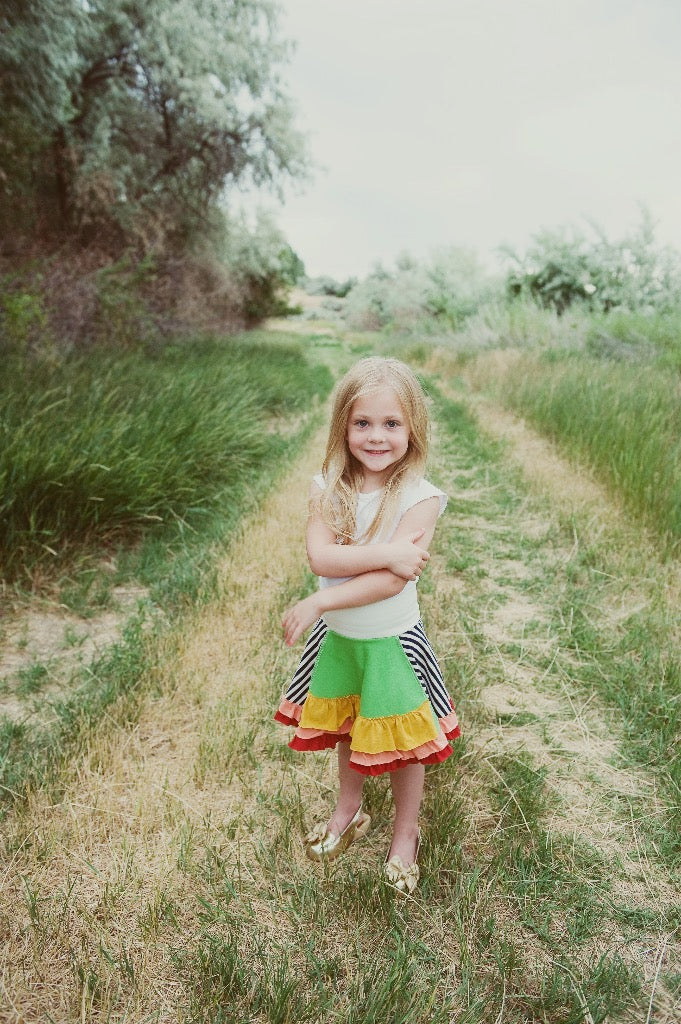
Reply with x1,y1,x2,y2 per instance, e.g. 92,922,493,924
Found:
355,419,368,427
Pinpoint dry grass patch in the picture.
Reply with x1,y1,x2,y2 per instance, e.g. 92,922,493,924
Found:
0,426,327,1020
0,585,152,721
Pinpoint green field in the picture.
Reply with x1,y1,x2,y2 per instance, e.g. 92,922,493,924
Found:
0,324,679,1022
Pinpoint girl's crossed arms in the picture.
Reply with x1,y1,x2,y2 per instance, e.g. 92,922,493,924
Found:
282,484,440,647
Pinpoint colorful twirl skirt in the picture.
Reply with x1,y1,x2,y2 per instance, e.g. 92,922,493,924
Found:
275,619,460,776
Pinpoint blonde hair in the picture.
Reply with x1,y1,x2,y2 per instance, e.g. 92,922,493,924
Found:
316,357,430,543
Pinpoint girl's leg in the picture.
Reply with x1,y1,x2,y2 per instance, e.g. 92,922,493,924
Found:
389,763,424,864
326,741,365,836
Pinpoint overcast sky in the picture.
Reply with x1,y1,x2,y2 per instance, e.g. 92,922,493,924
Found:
254,0,681,280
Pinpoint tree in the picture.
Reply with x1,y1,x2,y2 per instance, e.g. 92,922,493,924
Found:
0,0,306,247
0,0,84,233
277,244,305,286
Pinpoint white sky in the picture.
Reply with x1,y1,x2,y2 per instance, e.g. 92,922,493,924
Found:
257,0,681,280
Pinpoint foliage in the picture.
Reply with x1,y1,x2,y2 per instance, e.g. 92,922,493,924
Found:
504,211,681,315
90,254,160,346
585,308,681,371
0,208,307,349
0,0,82,232
0,289,50,353
277,245,306,286
344,248,494,331
0,0,306,247
0,335,332,579
432,294,681,377
215,209,304,322
305,275,357,298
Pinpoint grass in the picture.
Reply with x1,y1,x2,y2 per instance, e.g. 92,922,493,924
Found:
466,352,681,550
0,330,333,811
420,385,679,1013
384,300,681,549
1,330,679,1022
551,555,681,858
433,385,681,857
0,613,153,805
586,308,681,372
0,332,331,582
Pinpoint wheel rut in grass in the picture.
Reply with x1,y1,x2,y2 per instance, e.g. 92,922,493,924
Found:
0,422,328,1020
0,584,153,729
438,382,678,855
421,380,679,1009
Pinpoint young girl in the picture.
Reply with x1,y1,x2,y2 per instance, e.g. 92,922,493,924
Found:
275,357,460,893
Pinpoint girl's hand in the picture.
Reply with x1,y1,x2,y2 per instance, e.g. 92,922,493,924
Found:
282,593,323,647
385,529,430,581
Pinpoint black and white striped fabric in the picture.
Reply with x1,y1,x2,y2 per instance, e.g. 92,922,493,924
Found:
397,621,452,719
284,618,452,719
285,616,328,707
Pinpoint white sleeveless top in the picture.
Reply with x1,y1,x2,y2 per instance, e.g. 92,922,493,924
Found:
315,474,447,639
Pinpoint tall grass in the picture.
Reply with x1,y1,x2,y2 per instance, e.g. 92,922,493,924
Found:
433,301,681,552
468,352,681,549
455,298,591,352
427,299,681,364
0,334,331,579
0,330,332,808
585,309,681,370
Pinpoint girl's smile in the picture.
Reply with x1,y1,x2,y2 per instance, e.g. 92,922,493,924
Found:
346,387,409,489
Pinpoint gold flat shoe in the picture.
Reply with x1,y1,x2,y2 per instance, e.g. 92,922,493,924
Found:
384,832,421,893
304,805,371,862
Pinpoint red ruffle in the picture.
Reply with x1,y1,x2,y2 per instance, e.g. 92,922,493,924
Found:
274,709,298,727
350,744,454,776
288,733,350,752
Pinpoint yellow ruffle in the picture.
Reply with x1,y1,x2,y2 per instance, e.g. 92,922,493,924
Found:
352,700,439,754
301,695,439,754
300,693,360,732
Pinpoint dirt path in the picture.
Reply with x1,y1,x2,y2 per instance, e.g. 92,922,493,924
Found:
424,382,679,1018
436,385,677,855
0,420,328,1020
448,390,680,856
1,351,678,1022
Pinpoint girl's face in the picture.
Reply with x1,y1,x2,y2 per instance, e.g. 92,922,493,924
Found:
346,387,410,489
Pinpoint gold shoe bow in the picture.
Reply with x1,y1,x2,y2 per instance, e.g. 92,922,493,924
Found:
384,854,420,894
304,805,371,862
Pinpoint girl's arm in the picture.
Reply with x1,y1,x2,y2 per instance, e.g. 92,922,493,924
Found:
283,569,403,647
283,495,441,646
306,482,431,580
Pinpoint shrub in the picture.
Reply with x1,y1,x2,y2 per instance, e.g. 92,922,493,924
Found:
305,275,357,298
0,290,50,353
0,207,304,352
344,249,494,332
504,212,681,315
